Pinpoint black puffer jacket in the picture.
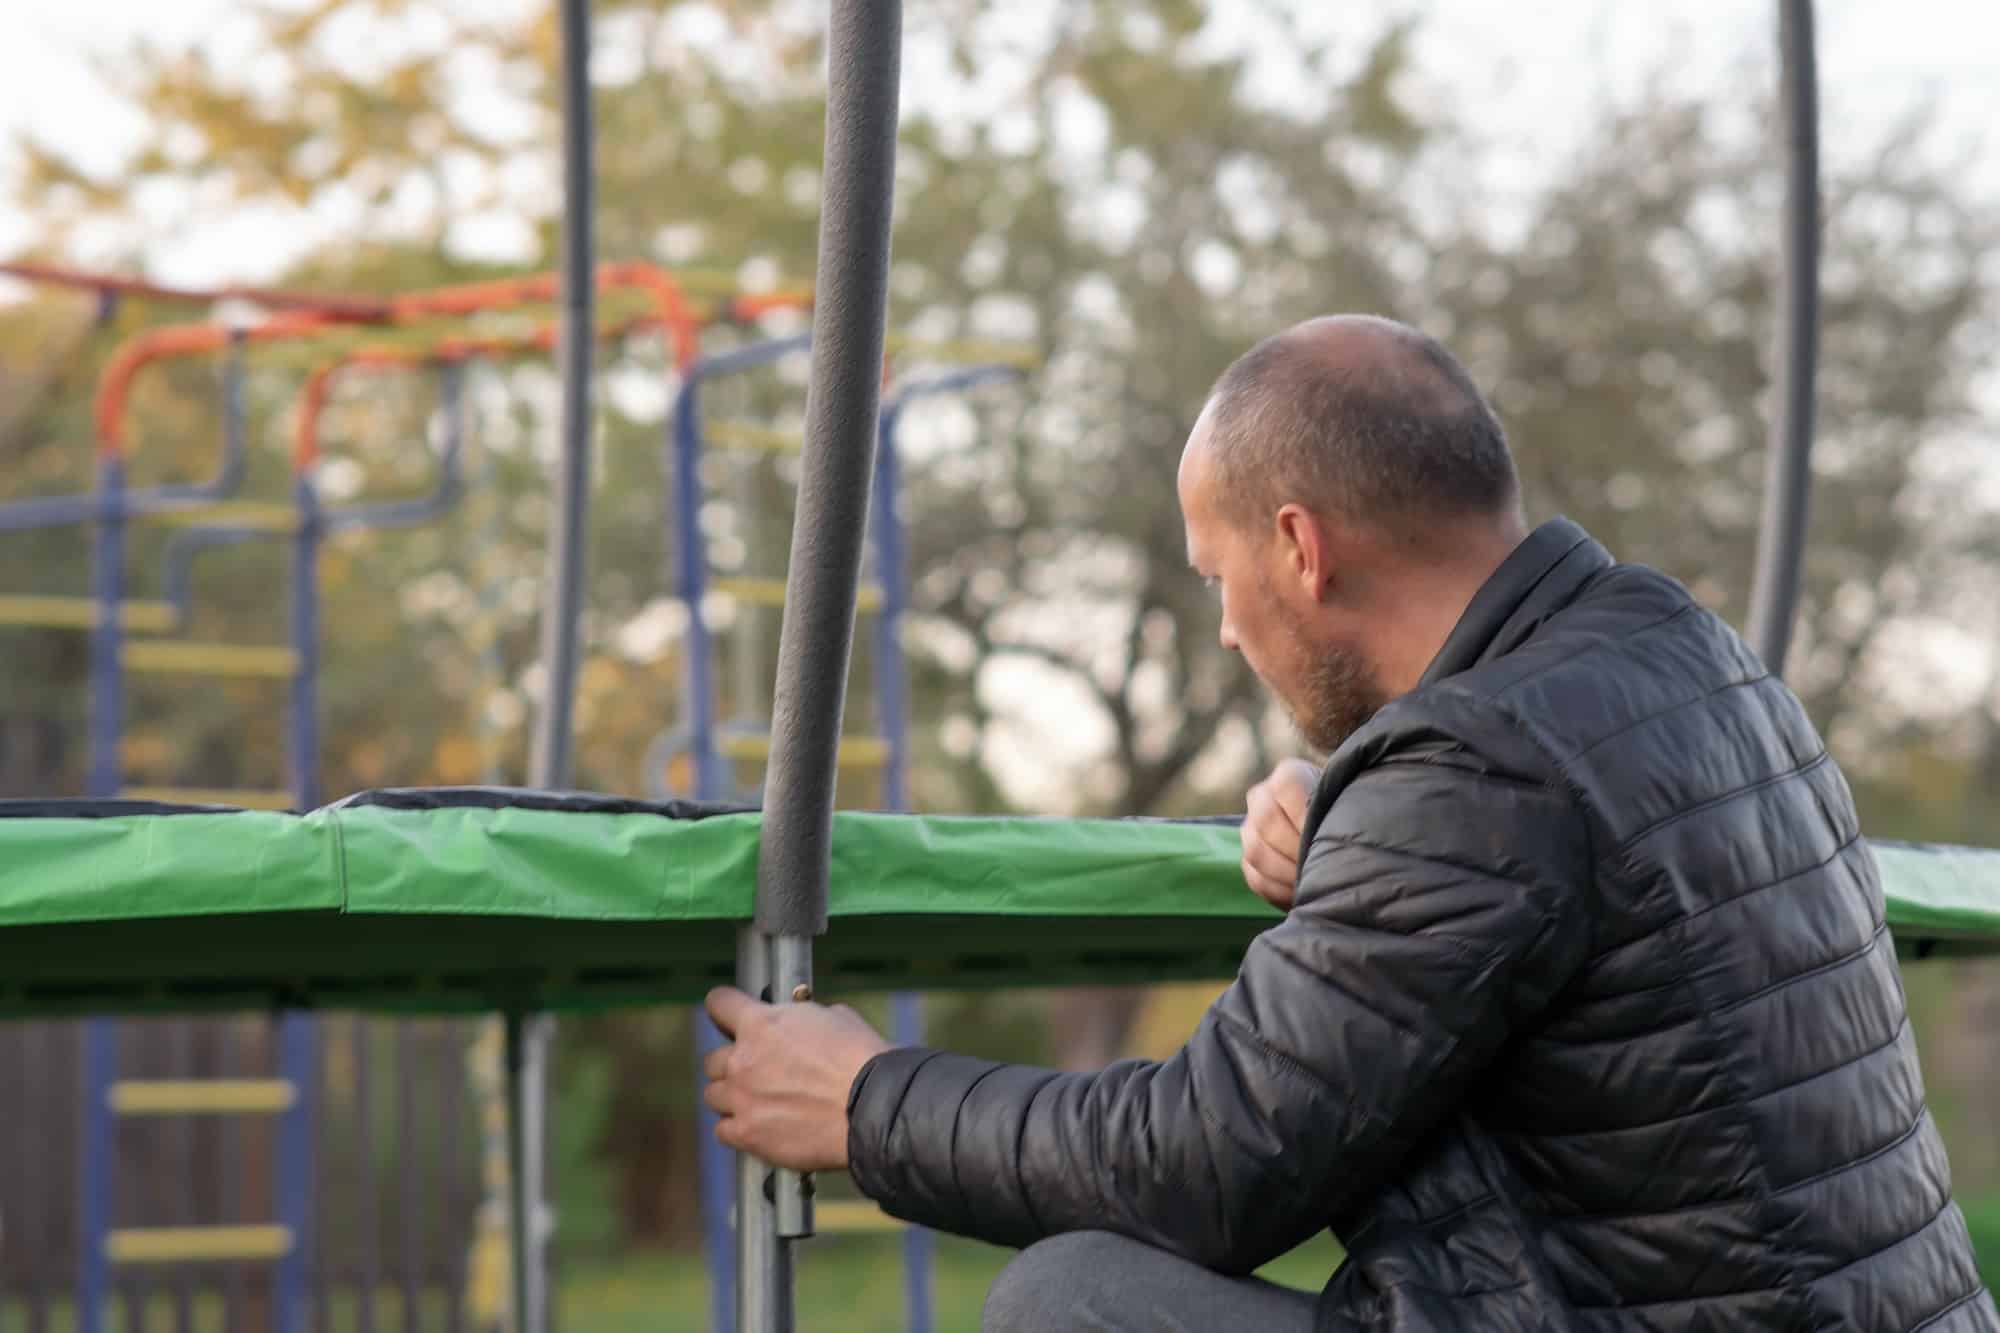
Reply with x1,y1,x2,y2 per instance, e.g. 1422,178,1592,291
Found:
847,517,1998,1331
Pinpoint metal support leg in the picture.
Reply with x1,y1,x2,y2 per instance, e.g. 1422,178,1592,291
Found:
504,1012,548,1333
769,936,816,1243
274,1013,317,1333
77,1020,115,1333
734,930,792,1333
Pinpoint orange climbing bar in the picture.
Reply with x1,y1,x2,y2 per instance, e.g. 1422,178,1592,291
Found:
291,311,664,470
94,263,776,461
0,259,392,321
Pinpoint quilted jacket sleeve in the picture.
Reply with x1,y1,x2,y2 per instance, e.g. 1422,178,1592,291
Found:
844,692,1597,1274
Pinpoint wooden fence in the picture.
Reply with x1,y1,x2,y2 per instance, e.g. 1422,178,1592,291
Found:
0,1015,490,1332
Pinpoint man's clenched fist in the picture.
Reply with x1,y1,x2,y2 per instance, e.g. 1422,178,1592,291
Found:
1240,758,1318,911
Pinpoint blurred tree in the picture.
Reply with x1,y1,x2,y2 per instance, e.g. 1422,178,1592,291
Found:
3,0,1994,1247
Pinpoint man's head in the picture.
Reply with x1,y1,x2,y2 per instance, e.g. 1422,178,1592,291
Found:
1179,314,1527,753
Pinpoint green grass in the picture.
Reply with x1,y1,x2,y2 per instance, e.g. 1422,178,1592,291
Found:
557,1231,1344,1333
3,1205,1982,1332
554,1200,2000,1333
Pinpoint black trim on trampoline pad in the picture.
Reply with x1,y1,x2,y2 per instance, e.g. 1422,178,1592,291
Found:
334,786,752,820
0,799,267,819
0,785,1247,827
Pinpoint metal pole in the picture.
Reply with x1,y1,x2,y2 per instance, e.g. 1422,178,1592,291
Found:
672,370,738,1333
1745,0,1820,676
667,335,810,1333
274,1013,318,1333
733,928,790,1331
671,377,728,803
741,1,902,1328
530,0,597,791
290,474,323,812
80,448,125,1333
217,330,249,497
515,0,596,1329
273,464,323,1333
873,401,932,1333
77,1022,114,1333
89,454,125,800
503,1012,548,1333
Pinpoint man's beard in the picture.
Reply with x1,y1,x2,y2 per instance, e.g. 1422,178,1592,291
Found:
1284,633,1387,756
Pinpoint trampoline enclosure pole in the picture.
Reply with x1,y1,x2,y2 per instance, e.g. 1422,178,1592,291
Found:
532,0,596,790
1745,0,1820,676
741,1,902,1329
514,0,596,1329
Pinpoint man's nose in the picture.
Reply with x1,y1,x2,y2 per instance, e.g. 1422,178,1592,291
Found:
1219,617,1239,652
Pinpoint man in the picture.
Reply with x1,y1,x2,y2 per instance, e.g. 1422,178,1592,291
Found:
702,315,1997,1330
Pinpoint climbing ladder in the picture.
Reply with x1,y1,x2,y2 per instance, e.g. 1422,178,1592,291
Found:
653,333,1027,1333
69,357,470,1333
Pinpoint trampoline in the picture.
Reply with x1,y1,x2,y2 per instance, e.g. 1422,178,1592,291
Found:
5,788,2000,1025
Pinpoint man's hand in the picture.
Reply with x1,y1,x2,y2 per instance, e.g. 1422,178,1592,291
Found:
1240,758,1319,911
702,985,893,1172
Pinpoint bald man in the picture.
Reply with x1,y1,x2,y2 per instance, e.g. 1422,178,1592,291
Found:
702,317,1996,1331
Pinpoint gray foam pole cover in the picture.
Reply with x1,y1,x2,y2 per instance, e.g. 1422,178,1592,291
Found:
1746,0,1820,676
756,0,903,937
530,0,597,791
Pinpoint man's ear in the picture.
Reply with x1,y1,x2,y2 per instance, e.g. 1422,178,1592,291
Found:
1274,503,1325,598
1276,504,1371,604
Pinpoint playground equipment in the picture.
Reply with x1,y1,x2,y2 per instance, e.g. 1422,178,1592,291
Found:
2,270,680,1327
60,260,795,1328
78,343,479,1333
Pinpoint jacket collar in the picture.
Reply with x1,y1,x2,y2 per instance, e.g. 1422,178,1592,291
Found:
1417,516,1613,687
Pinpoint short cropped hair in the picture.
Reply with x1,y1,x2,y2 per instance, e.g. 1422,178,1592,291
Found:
1203,316,1519,535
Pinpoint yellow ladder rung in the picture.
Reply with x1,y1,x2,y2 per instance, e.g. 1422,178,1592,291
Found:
110,1079,297,1115
145,502,300,534
121,786,294,811
123,640,300,678
0,596,177,633
811,1199,909,1234
107,1225,293,1265
711,575,883,613
719,733,890,768
706,419,804,455
882,334,1039,370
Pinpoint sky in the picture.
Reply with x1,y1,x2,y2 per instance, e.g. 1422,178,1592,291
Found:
1,0,1993,280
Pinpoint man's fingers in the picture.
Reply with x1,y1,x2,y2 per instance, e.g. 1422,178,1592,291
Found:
1240,824,1297,890
705,984,766,1037
702,1076,736,1118
701,1042,732,1084
1272,776,1309,833
1248,817,1299,877
1241,861,1292,911
1239,800,1294,867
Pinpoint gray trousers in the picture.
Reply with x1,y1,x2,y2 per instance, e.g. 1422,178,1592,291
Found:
982,1231,1320,1332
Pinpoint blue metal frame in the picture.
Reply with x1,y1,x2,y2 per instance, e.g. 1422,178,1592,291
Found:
87,455,126,800
71,360,468,1333
78,454,124,1333
664,336,1023,1333
868,363,1023,1328
76,1019,116,1333
669,335,811,1333
0,330,249,534
156,362,469,629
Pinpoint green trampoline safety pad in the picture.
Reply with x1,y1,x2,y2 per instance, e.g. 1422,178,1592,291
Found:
0,788,1997,1019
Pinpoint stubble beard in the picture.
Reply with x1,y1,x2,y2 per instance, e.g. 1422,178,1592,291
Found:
1283,631,1388,757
